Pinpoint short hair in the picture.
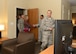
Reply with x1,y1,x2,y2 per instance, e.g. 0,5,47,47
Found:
47,10,52,13
40,15,44,17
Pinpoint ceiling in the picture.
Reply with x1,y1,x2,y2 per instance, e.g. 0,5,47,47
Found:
69,0,76,6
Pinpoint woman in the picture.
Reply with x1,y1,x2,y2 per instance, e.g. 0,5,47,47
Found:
24,15,31,32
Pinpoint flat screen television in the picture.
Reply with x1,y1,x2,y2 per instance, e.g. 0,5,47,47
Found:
54,20,73,54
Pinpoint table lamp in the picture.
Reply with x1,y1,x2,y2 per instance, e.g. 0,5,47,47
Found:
0,24,4,38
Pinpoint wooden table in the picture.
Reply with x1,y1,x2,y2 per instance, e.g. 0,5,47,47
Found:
72,40,76,48
39,40,76,54
39,45,54,54
0,37,8,44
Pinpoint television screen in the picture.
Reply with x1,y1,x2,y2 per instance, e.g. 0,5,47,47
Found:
54,20,73,54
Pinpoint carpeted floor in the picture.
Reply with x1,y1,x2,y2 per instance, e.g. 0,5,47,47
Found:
0,43,76,54
73,48,76,54
35,43,41,54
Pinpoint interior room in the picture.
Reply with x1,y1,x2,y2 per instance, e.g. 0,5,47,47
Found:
0,0,76,54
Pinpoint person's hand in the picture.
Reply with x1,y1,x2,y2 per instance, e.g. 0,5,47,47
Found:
49,28,53,31
33,24,36,27
19,30,23,32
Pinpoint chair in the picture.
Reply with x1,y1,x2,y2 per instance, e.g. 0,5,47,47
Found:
2,32,35,54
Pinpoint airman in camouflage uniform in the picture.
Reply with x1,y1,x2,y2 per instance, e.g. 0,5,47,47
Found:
40,10,55,51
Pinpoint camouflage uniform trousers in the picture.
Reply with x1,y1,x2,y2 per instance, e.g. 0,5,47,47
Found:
41,31,53,50
38,29,42,42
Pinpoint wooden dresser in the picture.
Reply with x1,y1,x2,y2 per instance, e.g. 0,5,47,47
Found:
0,37,8,44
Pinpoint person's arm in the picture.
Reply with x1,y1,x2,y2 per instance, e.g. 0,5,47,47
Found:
33,24,40,28
49,19,55,30
51,19,55,28
18,19,24,32
26,22,31,28
18,19,20,31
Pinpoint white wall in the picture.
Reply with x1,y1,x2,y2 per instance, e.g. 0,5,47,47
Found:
27,0,62,19
0,0,8,37
7,0,27,38
71,6,76,13
61,0,71,20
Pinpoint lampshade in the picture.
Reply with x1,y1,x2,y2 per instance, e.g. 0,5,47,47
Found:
0,24,5,31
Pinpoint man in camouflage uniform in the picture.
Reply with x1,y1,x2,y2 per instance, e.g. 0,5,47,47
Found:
33,15,44,43
38,15,44,43
40,10,55,51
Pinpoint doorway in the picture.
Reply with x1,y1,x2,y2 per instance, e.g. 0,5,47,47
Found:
16,8,25,38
